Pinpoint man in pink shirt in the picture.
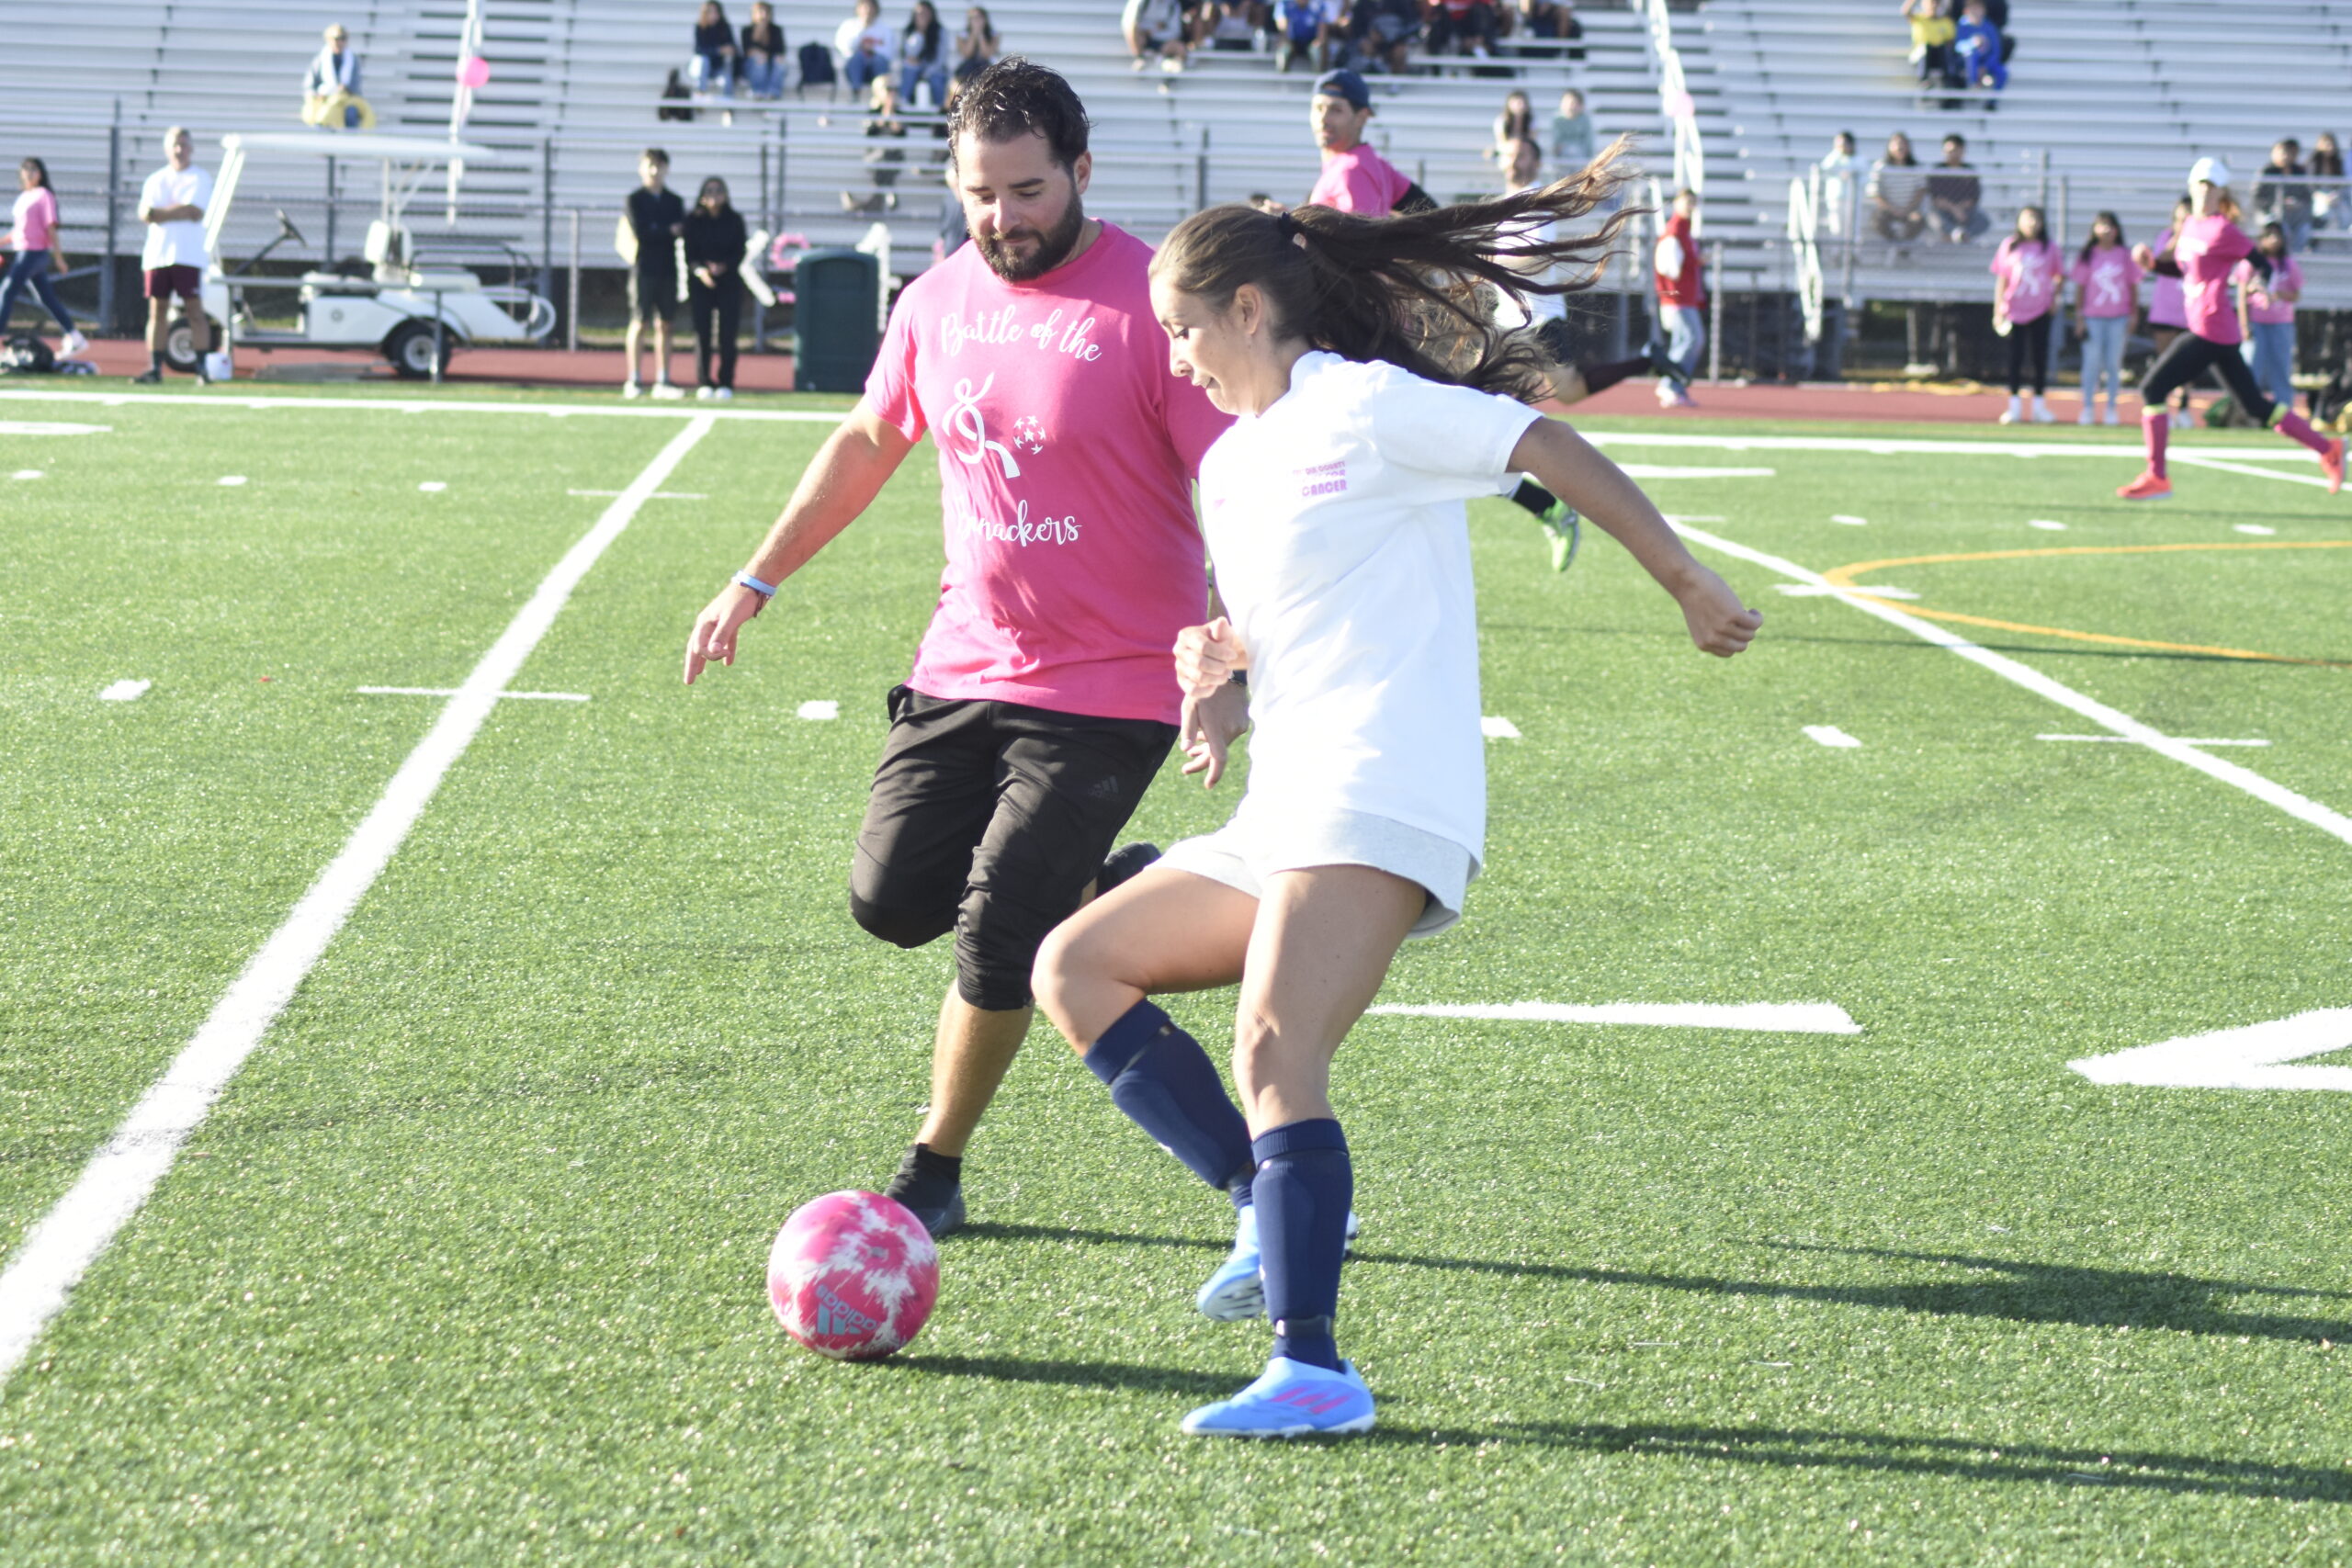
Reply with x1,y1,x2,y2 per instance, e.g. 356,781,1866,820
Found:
1306,71,1414,216
684,62,1236,1235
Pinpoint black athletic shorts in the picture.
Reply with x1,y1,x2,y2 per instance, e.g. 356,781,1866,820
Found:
849,685,1178,1011
628,265,678,324
2140,331,2275,423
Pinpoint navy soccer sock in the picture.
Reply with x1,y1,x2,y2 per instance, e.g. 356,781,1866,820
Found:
1083,1001,1254,1207
1579,355,1649,396
1252,1119,1351,1372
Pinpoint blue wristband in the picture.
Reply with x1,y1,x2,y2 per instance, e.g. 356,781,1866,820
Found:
731,570,777,598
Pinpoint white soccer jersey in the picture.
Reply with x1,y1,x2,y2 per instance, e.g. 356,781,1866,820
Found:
1196,351,1541,866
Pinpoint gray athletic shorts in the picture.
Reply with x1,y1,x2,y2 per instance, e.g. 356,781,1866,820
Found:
1158,807,1476,939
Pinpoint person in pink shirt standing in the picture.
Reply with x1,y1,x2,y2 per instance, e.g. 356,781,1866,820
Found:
2067,211,2137,426
2233,220,2302,416
1305,71,1414,216
2142,195,2198,428
0,157,88,356
684,61,1237,1238
2118,159,2343,502
1989,204,2061,423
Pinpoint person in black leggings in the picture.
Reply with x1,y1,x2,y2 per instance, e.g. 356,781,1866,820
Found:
1991,203,2060,423
683,175,747,399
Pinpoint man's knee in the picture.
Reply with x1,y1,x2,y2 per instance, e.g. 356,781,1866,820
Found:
848,889,955,950
954,890,1059,1013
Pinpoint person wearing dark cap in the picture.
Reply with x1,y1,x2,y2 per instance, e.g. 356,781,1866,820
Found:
1306,71,1411,215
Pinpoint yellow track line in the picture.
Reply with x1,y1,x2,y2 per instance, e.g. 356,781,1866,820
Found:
1819,541,2352,669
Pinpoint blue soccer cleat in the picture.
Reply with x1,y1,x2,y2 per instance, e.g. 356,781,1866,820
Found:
1194,1206,1361,1321
1181,1357,1375,1438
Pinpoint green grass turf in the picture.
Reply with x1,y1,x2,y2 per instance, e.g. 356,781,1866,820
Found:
2,397,2349,1563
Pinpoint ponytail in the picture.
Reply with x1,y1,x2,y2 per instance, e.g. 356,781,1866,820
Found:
1151,139,1641,402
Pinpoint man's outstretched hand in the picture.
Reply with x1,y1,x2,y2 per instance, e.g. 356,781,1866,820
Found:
684,581,768,684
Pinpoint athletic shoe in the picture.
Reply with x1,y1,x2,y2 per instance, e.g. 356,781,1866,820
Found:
695,385,714,400
2170,406,2197,431
60,329,88,355
131,367,163,384
1536,497,1580,572
1998,395,2021,425
2104,404,2121,425
2031,398,2056,423
714,387,734,401
1132,54,1149,71
1096,841,1161,898
883,1145,966,1239
1645,342,1690,388
2076,404,2096,426
1181,1357,1374,1438
651,382,686,400
1195,1206,1363,1321
2116,469,2173,502
622,380,643,400
2322,438,2346,496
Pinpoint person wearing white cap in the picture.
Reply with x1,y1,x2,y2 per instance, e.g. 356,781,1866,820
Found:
2116,158,2343,501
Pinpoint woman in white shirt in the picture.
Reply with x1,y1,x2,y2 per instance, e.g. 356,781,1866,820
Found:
1029,159,1760,1439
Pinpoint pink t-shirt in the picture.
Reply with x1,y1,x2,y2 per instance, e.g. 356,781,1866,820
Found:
1990,237,2061,323
864,221,1230,724
1309,143,1412,216
10,186,56,252
2174,213,2253,344
2145,227,2186,329
2233,254,2302,325
2070,244,2140,319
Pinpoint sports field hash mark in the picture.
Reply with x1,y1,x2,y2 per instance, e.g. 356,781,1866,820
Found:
1831,514,1868,526
2234,525,2277,536
1368,1001,1861,1034
419,481,447,493
797,700,841,721
0,420,106,435
12,468,42,479
1480,716,1521,739
97,679,151,702
217,475,247,487
1803,726,1862,749
2029,520,2068,531
2069,1009,2352,1091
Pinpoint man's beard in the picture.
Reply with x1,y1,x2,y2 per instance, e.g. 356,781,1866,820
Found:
974,193,1086,282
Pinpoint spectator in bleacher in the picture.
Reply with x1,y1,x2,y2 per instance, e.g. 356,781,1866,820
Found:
899,0,951,109
844,74,909,212
1349,0,1422,76
1201,1,1261,53
1900,0,1957,92
1125,0,1192,74
134,128,211,384
1928,132,1986,243
693,2,739,97
1815,130,1857,236
1951,0,2005,94
1548,87,1594,175
1653,187,1704,407
0,158,86,356
1426,0,1499,62
661,69,696,121
2069,211,2136,425
1505,0,1582,61
622,148,687,399
2251,140,2312,255
953,7,1002,96
1487,91,1534,167
301,25,373,130
684,175,747,400
1306,69,1411,213
1990,204,2060,423
740,2,786,98
2144,195,2196,428
1272,0,1341,74
2235,221,2302,415
1867,131,1928,243
838,0,895,95
2308,132,2345,246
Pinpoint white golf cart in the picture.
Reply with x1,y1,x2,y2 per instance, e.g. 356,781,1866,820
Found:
175,132,557,379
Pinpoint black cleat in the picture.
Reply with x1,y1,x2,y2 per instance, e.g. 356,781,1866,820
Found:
1097,841,1161,898
884,1144,966,1239
1645,341,1691,389
131,367,164,384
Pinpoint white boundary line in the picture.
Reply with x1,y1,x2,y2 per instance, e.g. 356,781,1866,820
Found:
0,412,718,1395
1369,1001,1860,1034
2169,452,2333,489
1673,525,2352,850
0,389,843,423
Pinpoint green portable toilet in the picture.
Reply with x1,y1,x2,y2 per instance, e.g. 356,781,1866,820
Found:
793,248,883,392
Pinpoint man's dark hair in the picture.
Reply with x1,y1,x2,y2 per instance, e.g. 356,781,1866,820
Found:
946,57,1090,169
1943,132,1965,149
642,147,672,167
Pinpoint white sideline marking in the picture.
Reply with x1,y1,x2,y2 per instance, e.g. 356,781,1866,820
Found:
11,469,42,480
1480,715,1521,739
567,488,709,500
2171,453,2331,490
1803,725,1861,749
97,679,151,702
2040,733,2267,748
0,388,845,424
1618,465,1775,479
0,413,718,1394
0,421,106,436
2233,524,2277,536
216,475,247,487
2070,1009,2352,1091
417,481,447,493
1369,1001,1861,1035
1582,433,2316,461
1659,514,1724,523
356,685,590,702
1778,583,1918,600
796,699,841,720
1831,513,1868,526
1673,525,2352,851
2029,519,2068,531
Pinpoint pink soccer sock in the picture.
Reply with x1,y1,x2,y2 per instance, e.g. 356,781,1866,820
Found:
2273,409,2331,456
2142,407,2168,478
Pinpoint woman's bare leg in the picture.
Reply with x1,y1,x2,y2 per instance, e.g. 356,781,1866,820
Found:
1033,864,1257,1053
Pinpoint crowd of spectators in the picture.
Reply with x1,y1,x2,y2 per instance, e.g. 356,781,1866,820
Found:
1123,0,1582,78
671,1,1001,110
1901,0,2011,105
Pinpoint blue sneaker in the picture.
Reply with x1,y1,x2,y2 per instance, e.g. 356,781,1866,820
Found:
1181,1357,1375,1438
1193,1206,1361,1321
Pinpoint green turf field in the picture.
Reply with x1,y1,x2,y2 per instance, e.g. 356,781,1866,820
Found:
3,388,2348,1564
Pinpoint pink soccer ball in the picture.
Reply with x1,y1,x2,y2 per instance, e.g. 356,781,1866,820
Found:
767,1190,939,1360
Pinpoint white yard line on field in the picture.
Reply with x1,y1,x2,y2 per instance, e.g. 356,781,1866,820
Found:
1369,1001,1861,1034
1674,524,2352,851
2169,453,2333,489
0,413,718,1397
0,389,845,423
356,686,590,702
1803,725,1862,749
